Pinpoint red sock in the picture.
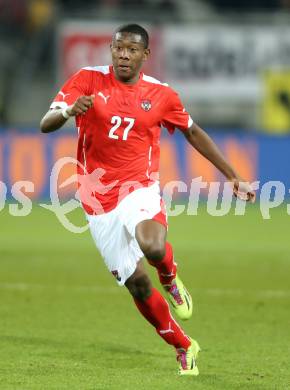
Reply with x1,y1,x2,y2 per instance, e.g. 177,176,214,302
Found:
134,287,190,349
147,242,177,285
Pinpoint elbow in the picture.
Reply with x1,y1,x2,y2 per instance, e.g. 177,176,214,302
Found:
40,121,47,133
40,116,51,133
40,109,63,133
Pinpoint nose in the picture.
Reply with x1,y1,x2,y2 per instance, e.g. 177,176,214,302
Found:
119,48,130,59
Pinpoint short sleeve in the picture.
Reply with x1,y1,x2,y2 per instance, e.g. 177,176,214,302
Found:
161,88,193,134
50,69,92,109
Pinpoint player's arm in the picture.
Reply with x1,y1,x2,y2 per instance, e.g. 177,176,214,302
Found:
184,122,256,202
40,95,95,133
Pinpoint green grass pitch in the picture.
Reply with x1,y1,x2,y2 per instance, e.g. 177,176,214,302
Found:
0,204,290,389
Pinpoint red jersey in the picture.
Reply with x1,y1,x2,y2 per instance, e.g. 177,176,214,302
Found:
51,65,193,214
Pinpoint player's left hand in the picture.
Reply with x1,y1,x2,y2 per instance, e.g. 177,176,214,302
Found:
231,178,256,203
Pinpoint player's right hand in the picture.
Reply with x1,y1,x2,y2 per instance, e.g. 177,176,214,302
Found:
66,95,95,116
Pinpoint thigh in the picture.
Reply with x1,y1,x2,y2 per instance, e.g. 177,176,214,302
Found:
135,219,167,250
135,219,167,262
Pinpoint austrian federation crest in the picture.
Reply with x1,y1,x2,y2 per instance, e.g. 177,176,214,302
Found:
141,99,152,111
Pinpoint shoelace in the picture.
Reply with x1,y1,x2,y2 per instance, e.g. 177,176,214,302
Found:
176,349,187,369
169,284,183,305
177,348,196,370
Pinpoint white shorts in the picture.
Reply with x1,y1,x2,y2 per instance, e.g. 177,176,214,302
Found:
87,183,167,286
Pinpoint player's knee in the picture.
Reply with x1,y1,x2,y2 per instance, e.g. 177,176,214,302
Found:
141,240,165,262
126,275,152,301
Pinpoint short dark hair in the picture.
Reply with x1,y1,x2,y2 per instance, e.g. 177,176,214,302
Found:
114,24,149,49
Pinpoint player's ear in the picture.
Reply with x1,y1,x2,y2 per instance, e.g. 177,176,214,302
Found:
143,48,150,61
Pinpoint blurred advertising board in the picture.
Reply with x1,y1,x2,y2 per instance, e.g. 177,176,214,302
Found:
57,21,162,81
1,130,290,202
161,26,290,102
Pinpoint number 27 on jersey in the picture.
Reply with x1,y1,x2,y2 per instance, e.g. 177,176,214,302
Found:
108,116,135,141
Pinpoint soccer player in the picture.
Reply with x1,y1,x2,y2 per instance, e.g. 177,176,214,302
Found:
40,24,255,376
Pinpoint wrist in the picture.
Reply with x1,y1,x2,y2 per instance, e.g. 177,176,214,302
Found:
225,170,239,182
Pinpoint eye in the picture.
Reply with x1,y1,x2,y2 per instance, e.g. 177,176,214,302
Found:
114,45,122,51
130,48,138,53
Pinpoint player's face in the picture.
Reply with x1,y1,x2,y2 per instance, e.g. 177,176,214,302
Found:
110,32,150,84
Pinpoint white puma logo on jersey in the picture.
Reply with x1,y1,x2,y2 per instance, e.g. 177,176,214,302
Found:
98,92,110,104
59,91,70,99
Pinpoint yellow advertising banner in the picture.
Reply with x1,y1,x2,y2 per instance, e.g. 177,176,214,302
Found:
262,70,290,133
